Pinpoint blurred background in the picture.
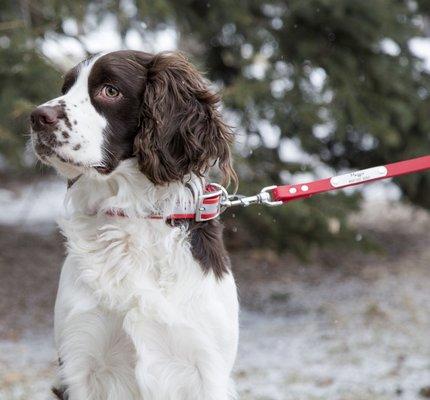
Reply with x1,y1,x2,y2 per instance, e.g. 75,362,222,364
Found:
1,0,430,399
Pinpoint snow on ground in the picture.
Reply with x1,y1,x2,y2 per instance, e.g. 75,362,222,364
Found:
0,333,56,400
234,202,430,399
1,180,430,399
0,178,65,229
237,271,430,400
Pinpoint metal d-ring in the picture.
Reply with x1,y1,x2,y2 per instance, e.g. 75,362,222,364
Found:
259,186,283,206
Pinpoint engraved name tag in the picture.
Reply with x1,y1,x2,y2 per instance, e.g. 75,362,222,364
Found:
330,166,388,188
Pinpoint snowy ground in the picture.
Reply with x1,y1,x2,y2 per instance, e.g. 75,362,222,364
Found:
1,180,430,399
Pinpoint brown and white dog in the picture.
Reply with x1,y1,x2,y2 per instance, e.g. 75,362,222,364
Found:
30,51,239,400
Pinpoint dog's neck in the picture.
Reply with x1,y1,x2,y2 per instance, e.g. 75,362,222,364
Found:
65,159,199,219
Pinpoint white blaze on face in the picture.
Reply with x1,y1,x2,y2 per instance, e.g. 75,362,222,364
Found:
41,56,107,172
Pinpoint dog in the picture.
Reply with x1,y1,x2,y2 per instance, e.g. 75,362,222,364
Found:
30,50,239,400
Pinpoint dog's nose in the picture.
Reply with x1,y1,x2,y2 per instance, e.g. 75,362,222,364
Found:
30,106,59,131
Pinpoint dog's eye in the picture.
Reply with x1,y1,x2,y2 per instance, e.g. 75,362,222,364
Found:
102,85,120,98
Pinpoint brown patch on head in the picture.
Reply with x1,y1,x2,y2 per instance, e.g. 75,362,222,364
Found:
62,131,70,139
56,50,236,182
72,144,81,151
61,67,79,95
87,50,153,172
134,52,237,188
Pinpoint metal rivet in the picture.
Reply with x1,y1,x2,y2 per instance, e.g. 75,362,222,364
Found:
301,185,309,192
289,187,297,194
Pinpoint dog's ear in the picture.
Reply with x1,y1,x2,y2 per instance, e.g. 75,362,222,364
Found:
134,52,236,187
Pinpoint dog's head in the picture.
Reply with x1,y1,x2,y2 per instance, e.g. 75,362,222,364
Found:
30,50,236,186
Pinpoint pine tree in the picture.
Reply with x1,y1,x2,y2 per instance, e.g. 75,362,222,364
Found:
1,0,429,254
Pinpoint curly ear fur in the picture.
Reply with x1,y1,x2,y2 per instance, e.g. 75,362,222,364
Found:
134,52,237,188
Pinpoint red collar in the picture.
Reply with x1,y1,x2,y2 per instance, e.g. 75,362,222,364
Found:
105,183,224,222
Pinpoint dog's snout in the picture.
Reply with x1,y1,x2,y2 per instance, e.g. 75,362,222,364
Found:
30,106,59,131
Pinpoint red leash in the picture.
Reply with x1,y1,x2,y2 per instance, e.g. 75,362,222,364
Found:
105,155,430,221
220,155,430,210
271,155,430,204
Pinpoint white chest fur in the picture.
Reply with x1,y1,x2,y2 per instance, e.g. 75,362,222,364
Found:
54,163,239,400
61,215,200,312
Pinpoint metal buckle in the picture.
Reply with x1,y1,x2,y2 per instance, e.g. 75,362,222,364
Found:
196,183,282,221
259,186,283,206
195,185,224,222
220,185,282,208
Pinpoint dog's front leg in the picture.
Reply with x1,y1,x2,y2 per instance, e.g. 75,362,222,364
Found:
124,308,234,400
54,258,141,400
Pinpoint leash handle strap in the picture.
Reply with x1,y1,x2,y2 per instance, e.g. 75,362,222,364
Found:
272,155,430,203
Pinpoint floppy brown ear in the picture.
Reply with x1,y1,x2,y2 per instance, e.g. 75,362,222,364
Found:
134,52,236,188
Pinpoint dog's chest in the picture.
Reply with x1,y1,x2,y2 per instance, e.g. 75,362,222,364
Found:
61,216,196,312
